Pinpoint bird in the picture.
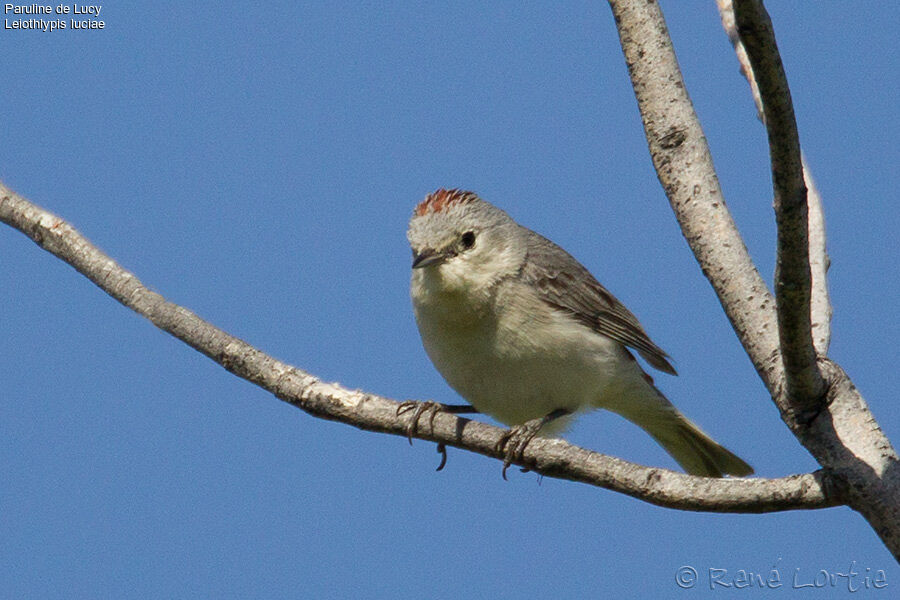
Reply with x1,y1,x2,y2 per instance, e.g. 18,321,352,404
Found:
403,188,753,478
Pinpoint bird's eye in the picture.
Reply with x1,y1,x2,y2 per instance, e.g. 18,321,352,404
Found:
460,231,476,250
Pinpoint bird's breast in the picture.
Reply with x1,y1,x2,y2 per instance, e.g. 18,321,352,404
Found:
412,278,626,426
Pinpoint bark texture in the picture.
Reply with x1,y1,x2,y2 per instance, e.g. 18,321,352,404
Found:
1,0,897,560
0,183,835,514
717,0,832,355
733,0,825,410
609,0,900,559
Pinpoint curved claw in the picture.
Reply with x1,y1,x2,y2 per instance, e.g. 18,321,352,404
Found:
494,409,571,479
396,400,445,445
398,401,477,471
495,420,545,480
436,443,448,471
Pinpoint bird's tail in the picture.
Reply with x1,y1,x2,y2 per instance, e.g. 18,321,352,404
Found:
605,381,753,477
645,409,753,477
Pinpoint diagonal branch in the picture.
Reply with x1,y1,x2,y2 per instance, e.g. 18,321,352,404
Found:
607,0,783,395
716,0,831,357
732,0,826,411
0,182,839,514
609,0,900,558
716,0,832,357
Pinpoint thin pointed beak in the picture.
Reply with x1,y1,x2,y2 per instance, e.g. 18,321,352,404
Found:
412,248,449,269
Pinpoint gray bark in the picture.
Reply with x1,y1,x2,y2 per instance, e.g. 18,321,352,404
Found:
0,0,896,559
0,184,834,514
609,0,899,559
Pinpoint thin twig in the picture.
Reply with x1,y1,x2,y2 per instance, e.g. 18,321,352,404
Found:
607,0,784,396
732,0,826,410
0,182,838,513
609,0,900,558
717,0,831,355
803,155,831,354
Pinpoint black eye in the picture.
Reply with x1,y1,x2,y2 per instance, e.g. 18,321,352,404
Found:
460,231,476,249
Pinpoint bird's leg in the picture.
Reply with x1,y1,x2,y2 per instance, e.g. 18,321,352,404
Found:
496,408,571,480
397,401,478,470
397,401,478,443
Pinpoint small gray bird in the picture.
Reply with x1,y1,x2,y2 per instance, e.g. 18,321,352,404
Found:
405,188,752,478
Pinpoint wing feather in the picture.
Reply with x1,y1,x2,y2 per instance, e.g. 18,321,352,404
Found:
520,231,677,375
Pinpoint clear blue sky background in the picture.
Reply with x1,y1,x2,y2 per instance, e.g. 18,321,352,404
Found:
1,2,897,598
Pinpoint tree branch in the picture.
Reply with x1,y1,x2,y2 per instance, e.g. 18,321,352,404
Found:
803,156,831,354
609,0,900,559
607,0,783,395
714,0,832,356
732,0,826,410
0,182,838,514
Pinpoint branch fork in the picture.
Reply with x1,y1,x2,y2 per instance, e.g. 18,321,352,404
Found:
3,0,899,558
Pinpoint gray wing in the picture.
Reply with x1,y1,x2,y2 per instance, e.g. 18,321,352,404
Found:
520,230,677,375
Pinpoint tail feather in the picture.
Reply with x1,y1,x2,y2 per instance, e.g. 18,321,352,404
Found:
653,413,754,477
604,378,753,477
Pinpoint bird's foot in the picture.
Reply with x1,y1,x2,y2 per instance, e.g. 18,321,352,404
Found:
495,419,545,480
397,401,477,471
495,408,572,480
397,400,444,444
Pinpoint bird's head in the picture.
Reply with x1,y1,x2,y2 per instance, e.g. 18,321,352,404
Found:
407,189,526,297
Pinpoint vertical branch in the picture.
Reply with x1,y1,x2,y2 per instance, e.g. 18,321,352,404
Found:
717,0,832,355
606,0,784,395
609,0,900,559
803,156,831,354
732,0,826,411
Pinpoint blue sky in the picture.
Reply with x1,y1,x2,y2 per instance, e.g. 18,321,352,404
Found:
1,2,897,598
